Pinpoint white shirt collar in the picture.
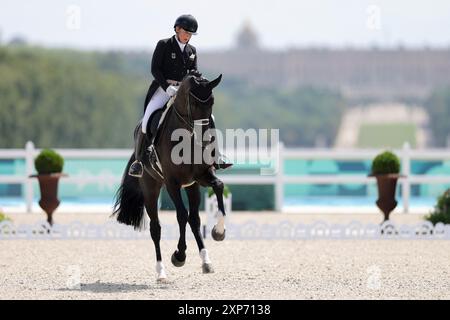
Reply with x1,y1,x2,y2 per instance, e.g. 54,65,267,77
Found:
175,35,186,52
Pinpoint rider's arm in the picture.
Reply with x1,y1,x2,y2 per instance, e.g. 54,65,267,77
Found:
151,40,169,91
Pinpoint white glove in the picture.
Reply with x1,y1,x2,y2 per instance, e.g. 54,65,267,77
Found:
166,85,178,97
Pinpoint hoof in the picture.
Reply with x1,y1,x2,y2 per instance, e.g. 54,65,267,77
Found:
171,251,186,267
156,270,167,283
156,277,169,284
202,263,214,274
211,226,226,241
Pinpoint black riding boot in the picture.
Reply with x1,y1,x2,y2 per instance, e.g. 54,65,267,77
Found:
128,130,146,177
210,116,233,170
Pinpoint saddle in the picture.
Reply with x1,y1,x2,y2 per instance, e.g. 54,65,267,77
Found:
144,96,177,179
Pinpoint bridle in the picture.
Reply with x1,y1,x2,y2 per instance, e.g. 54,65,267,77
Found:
173,91,213,145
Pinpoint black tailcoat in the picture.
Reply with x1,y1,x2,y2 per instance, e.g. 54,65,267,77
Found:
143,35,198,112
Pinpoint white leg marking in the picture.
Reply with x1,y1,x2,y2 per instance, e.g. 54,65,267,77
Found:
156,261,167,280
215,213,225,234
200,248,211,264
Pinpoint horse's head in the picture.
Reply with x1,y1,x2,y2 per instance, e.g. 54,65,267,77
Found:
177,72,222,115
174,72,222,146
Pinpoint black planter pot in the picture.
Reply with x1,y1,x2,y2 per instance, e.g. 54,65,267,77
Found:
371,174,403,222
30,173,67,225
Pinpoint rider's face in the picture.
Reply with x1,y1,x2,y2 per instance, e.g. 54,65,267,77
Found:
175,27,192,44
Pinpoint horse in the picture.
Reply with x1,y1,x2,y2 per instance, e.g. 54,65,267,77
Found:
112,73,227,282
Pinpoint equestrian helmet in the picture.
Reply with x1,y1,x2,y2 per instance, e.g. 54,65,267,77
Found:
174,14,198,34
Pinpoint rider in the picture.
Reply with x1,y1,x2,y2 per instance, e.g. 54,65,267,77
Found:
129,14,232,177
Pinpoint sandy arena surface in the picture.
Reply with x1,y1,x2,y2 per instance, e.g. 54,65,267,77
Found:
1,211,450,300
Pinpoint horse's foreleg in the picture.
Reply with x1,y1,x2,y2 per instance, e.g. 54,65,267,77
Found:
198,168,226,241
211,180,226,241
186,183,214,274
166,182,188,267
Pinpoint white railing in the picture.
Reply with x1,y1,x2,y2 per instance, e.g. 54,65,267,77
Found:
1,141,450,213
2,220,450,240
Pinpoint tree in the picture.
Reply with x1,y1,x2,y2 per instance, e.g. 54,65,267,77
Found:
425,87,450,147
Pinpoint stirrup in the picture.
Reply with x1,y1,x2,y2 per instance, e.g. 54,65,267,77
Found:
147,144,164,179
128,160,143,177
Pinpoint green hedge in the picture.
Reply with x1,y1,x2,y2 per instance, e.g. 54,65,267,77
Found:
0,211,12,222
425,188,450,225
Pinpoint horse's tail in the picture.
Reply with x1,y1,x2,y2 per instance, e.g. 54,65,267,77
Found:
112,154,146,230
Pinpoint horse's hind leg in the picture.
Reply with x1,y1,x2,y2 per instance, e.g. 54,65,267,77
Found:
166,182,188,267
140,175,165,282
185,183,214,274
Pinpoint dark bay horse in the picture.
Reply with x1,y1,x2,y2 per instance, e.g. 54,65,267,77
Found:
113,73,227,282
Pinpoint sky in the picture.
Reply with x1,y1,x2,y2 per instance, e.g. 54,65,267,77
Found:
1,0,450,51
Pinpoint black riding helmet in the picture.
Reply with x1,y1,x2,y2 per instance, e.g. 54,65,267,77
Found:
174,14,198,34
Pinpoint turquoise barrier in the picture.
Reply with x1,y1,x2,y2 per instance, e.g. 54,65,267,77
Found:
1,157,450,210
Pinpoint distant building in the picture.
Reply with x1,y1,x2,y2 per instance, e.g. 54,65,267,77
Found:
199,24,450,102
235,20,260,51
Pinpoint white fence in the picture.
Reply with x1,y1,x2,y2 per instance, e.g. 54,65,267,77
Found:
1,220,450,240
1,141,450,213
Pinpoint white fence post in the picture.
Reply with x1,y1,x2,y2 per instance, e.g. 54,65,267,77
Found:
275,142,284,212
25,141,35,213
402,142,411,213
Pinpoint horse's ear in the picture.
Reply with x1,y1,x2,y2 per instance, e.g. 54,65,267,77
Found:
208,74,222,90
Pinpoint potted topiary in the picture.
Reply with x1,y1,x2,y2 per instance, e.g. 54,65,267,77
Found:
425,188,450,225
29,149,67,225
370,150,403,221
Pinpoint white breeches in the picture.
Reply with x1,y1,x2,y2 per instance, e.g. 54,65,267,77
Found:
142,87,172,134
